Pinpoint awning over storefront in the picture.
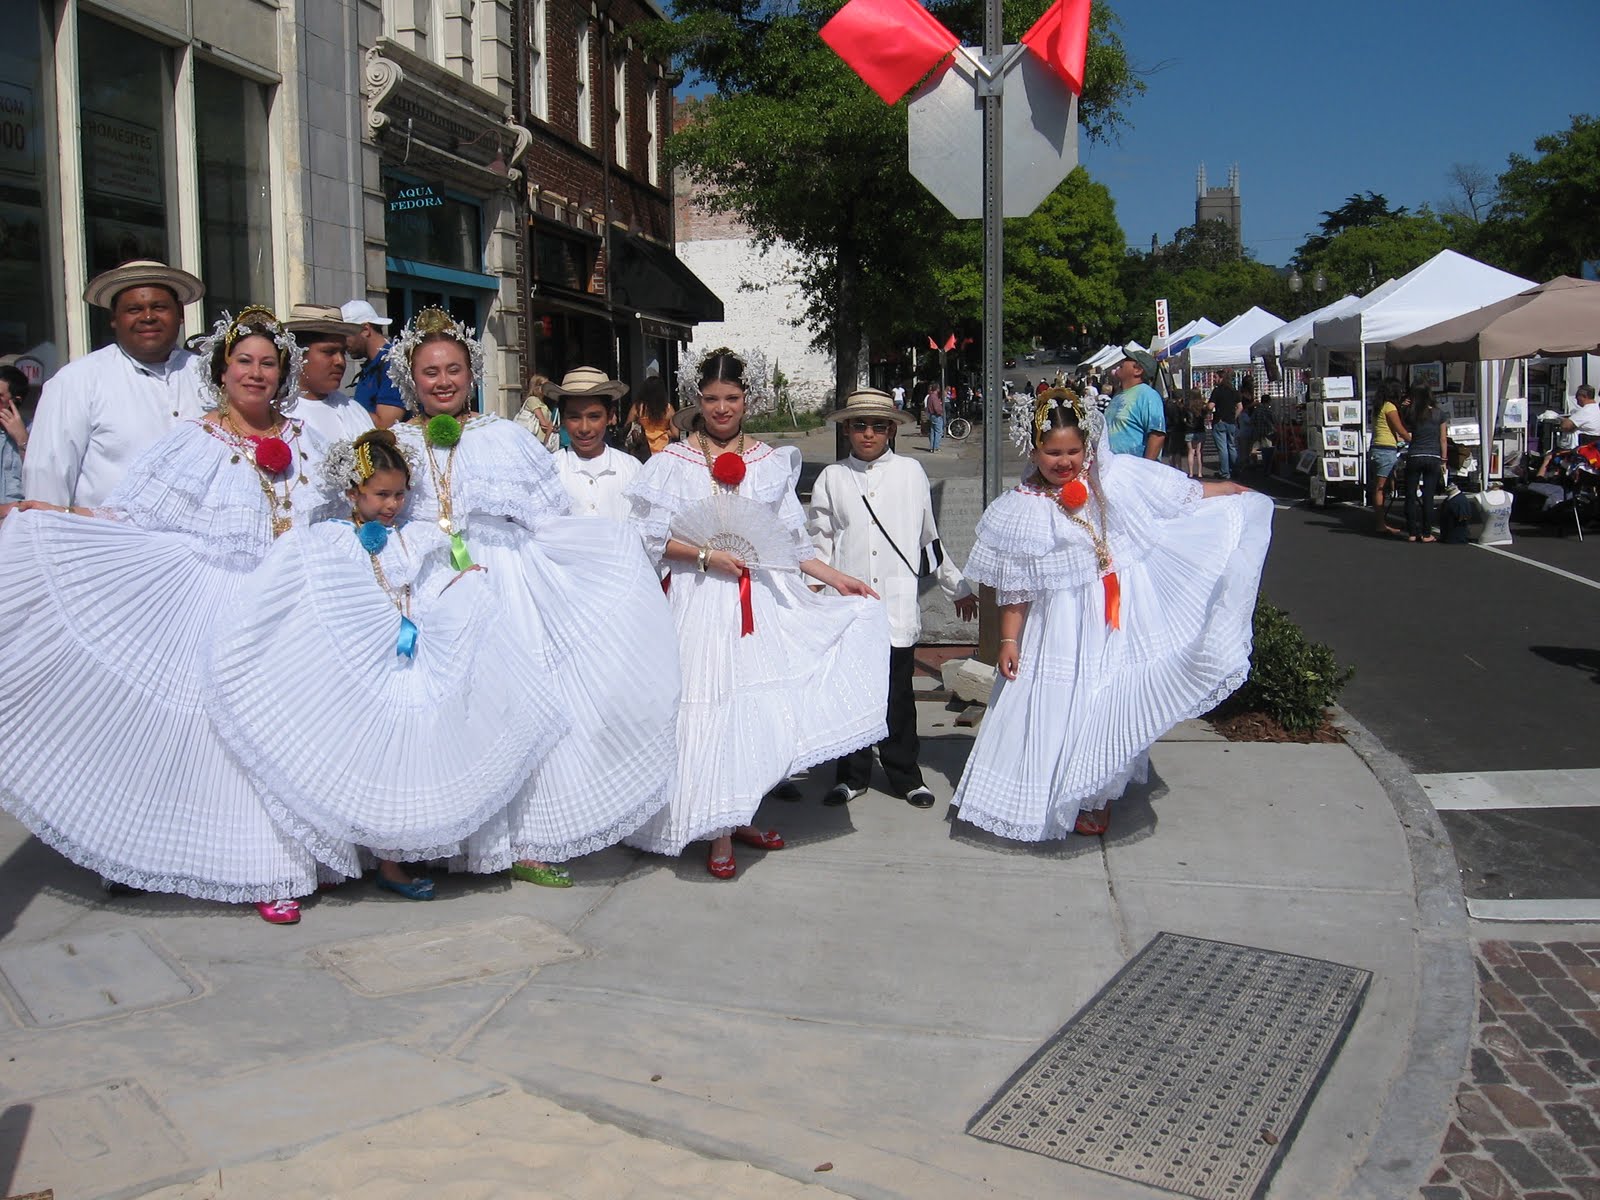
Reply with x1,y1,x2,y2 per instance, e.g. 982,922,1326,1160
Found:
610,235,724,325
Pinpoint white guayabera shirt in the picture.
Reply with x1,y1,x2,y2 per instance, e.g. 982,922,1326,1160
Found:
292,389,374,446
808,448,972,648
24,343,208,508
555,445,641,521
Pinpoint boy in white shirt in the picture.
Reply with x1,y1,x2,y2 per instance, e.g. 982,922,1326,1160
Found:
546,366,639,519
809,387,977,808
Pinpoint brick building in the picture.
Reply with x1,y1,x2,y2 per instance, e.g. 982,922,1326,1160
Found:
515,0,720,395
671,108,836,411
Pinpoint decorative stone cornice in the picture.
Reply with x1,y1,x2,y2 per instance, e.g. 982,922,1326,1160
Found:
363,48,403,135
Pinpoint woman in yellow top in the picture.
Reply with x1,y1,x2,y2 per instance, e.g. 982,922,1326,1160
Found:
1369,379,1410,536
627,374,677,459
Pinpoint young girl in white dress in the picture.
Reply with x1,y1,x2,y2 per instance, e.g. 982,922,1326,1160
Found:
386,308,680,884
952,389,1272,842
623,349,890,878
0,307,332,923
206,428,566,901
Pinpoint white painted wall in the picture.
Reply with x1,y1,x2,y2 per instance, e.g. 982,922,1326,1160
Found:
675,238,837,411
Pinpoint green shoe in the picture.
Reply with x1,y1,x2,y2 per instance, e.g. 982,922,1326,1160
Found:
510,862,573,888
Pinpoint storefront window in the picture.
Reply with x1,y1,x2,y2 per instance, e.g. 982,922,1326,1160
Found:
383,173,481,272
0,0,53,366
195,61,274,321
78,13,169,347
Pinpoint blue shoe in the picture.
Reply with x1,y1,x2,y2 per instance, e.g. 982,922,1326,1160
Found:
376,874,435,901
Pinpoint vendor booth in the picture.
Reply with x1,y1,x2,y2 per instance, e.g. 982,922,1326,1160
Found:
1390,276,1600,536
1300,250,1534,497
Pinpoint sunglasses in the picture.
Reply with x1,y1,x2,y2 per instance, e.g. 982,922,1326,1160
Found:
847,419,896,434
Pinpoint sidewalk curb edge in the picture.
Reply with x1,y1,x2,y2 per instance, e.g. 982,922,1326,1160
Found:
1331,702,1472,1200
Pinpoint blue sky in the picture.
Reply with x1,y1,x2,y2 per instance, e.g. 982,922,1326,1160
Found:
1084,0,1593,264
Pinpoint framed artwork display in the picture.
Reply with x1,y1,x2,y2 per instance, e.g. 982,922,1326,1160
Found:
1409,362,1444,391
1338,401,1362,425
1502,398,1527,429
1321,402,1342,426
1339,457,1362,481
1321,427,1343,452
1488,441,1504,479
1340,429,1361,454
1295,449,1317,475
1322,456,1340,481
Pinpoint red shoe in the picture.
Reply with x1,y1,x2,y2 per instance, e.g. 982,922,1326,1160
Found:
254,899,301,924
1074,808,1110,836
732,828,785,851
707,849,737,879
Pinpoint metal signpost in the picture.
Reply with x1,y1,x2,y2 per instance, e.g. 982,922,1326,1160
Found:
906,29,1079,508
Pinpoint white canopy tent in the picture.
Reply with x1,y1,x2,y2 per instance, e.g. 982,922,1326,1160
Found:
1152,316,1218,361
1080,344,1124,370
1302,250,1536,491
1251,294,1361,371
1184,307,1284,369
1309,250,1534,354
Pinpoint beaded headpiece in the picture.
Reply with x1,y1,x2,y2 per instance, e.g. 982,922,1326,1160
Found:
1007,386,1103,459
320,432,422,494
386,306,485,411
196,305,303,411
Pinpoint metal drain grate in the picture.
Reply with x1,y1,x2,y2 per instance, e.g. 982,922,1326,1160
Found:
968,932,1369,1200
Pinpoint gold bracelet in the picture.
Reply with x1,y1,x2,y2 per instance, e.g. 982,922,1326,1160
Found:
697,546,711,573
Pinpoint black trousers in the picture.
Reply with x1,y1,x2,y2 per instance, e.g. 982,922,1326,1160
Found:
836,644,922,795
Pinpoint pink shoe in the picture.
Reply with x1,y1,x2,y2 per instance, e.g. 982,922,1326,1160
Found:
254,899,301,925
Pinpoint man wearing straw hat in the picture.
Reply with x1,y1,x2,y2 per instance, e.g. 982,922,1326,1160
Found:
283,302,372,444
545,366,639,520
809,387,977,809
22,259,207,509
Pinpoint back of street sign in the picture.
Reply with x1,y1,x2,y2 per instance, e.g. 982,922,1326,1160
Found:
906,48,1078,220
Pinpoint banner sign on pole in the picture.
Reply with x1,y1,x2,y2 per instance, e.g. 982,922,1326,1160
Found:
1155,299,1169,340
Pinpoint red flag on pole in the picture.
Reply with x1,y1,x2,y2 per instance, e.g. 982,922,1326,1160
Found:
927,335,940,351
943,333,958,352
820,0,960,106
1020,0,1091,95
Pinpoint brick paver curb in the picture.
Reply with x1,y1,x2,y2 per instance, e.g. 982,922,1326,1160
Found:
1420,940,1600,1200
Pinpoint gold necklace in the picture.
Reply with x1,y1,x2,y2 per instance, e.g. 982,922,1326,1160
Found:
697,429,745,474
364,527,413,618
221,412,303,538
1033,472,1113,574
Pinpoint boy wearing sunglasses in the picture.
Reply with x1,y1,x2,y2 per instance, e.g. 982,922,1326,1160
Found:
809,388,977,808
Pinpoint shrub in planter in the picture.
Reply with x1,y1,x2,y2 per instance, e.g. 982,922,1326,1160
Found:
1215,598,1354,733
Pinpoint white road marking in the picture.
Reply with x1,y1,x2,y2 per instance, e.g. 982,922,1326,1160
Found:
1468,898,1600,922
1417,769,1600,810
1473,543,1600,592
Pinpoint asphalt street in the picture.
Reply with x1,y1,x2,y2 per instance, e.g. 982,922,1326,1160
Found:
1253,475,1600,909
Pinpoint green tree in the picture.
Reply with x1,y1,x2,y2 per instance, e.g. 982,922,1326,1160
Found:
1292,191,1406,268
933,166,1126,348
1478,114,1600,279
1114,221,1289,344
1295,209,1465,298
654,0,1144,402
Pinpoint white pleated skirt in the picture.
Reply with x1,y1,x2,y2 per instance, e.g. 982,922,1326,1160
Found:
440,517,681,869
626,562,889,856
205,526,567,876
953,491,1272,842
0,512,322,901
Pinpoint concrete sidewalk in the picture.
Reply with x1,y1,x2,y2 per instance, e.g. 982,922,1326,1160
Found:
0,705,1469,1200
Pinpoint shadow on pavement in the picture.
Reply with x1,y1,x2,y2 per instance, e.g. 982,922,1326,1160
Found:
940,764,1167,857
1529,644,1600,683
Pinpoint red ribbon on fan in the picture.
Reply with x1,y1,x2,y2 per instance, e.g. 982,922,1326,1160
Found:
738,567,755,636
1103,571,1121,630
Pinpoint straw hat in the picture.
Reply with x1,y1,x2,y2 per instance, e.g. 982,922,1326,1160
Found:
283,302,359,340
84,259,205,309
826,387,912,426
543,365,629,402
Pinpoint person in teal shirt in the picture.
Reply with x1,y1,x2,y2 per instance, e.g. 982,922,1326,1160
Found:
1105,354,1167,459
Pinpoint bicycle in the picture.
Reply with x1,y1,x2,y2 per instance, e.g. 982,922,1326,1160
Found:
945,415,973,441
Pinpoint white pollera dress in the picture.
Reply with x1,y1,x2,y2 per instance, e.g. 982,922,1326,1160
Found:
392,414,680,867
623,441,890,855
952,446,1273,842
0,419,333,901
204,517,567,876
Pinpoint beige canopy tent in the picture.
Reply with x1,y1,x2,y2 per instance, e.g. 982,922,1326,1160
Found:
1387,277,1600,363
